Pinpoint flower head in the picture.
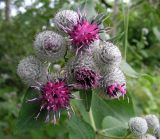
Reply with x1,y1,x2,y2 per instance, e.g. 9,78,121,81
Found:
93,42,122,73
74,67,100,90
67,19,100,53
41,80,71,112
107,83,126,98
145,114,159,130
66,54,101,90
54,10,107,54
99,68,126,99
17,56,47,86
34,31,66,62
27,78,73,124
129,117,148,136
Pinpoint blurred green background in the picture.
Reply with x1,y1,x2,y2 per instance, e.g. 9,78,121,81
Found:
0,0,160,139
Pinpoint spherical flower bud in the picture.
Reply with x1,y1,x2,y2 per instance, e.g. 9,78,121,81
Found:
34,31,66,62
140,134,156,139
145,114,159,130
66,54,101,90
154,127,160,139
129,117,148,136
99,68,126,99
93,41,122,73
54,10,79,33
17,56,47,86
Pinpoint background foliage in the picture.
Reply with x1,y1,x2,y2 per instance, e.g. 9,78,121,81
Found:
0,0,160,139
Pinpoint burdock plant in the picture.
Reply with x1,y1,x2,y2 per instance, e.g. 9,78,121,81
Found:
17,8,127,124
17,5,136,139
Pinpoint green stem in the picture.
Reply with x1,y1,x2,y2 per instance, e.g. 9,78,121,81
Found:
99,125,125,133
64,46,68,63
47,62,51,73
122,130,132,139
89,108,96,131
98,132,122,139
122,2,129,61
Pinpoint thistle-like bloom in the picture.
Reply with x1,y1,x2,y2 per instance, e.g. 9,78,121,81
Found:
129,117,148,136
74,67,100,90
34,31,66,62
100,68,126,99
67,19,100,53
66,54,101,90
54,10,107,54
93,41,122,73
106,83,126,98
17,56,47,86
145,115,159,130
27,78,73,124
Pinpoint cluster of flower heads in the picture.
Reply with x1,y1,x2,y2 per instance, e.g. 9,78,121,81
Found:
128,114,160,139
17,9,126,124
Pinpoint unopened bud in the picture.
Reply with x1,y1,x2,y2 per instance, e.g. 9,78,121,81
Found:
129,117,148,136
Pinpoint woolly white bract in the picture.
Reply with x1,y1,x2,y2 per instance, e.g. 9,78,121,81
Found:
129,117,148,136
145,114,159,130
93,41,122,73
34,30,66,62
54,10,79,33
99,68,126,99
17,56,47,86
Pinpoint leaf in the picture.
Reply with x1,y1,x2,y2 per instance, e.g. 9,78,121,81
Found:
68,115,95,139
141,74,154,83
79,90,92,112
82,0,97,18
91,92,135,129
106,32,124,42
16,88,46,131
153,27,160,41
101,116,128,138
93,13,109,24
70,93,91,125
120,60,139,78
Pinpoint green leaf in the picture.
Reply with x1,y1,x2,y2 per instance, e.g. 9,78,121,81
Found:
68,115,95,139
140,74,154,83
153,27,160,41
91,92,135,129
100,116,128,138
16,88,46,131
82,0,97,18
93,13,109,24
120,60,139,78
79,90,92,112
106,32,124,42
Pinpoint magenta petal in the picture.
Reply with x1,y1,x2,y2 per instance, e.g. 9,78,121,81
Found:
67,20,100,53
